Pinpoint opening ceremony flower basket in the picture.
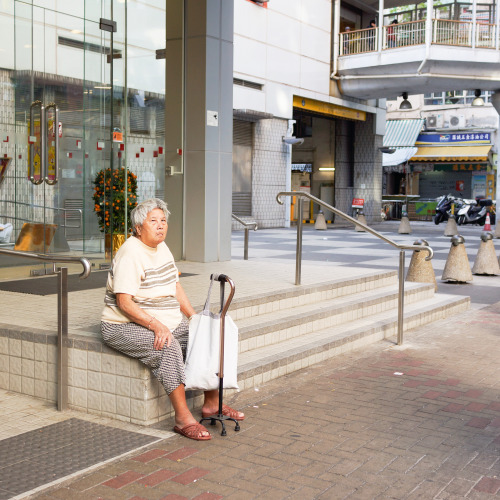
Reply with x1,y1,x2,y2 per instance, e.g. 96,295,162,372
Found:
93,167,138,256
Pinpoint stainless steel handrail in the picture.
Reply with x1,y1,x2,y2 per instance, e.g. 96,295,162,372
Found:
232,214,258,260
0,200,83,237
0,248,91,410
276,191,433,345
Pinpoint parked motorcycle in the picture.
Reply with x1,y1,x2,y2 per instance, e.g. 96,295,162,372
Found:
434,194,464,225
456,198,496,226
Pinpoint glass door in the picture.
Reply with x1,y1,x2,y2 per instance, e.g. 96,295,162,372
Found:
0,1,125,275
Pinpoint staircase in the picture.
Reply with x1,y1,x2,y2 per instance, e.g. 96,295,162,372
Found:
224,269,469,391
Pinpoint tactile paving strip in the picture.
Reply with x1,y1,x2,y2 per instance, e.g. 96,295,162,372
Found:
0,418,160,499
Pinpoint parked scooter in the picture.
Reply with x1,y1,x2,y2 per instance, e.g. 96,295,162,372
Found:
456,198,496,226
434,194,463,225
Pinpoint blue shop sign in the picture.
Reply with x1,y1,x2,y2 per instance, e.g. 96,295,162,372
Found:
416,132,491,144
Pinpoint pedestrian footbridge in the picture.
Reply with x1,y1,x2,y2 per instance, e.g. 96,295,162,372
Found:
336,19,500,100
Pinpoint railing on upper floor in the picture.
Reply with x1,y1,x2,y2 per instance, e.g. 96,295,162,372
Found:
276,191,433,346
232,214,258,260
339,19,498,56
0,248,91,411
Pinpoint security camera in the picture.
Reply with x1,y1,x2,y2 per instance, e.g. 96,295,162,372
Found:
282,136,304,145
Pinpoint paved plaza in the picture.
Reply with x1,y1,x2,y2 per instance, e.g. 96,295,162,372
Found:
0,220,499,499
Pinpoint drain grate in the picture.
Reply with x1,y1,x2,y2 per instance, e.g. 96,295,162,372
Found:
0,418,160,499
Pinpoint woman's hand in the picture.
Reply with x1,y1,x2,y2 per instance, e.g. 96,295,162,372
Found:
152,320,172,350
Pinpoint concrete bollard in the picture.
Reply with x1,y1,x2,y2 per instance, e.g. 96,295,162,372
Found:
398,215,412,234
315,210,327,230
355,211,367,232
441,235,473,283
472,232,500,275
406,239,437,291
443,214,459,237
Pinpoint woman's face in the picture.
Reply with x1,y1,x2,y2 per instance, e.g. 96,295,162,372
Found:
137,208,168,248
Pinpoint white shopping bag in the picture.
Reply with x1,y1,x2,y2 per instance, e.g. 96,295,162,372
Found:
184,280,239,391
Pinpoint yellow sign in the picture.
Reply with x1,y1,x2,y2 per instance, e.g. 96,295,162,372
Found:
293,96,366,121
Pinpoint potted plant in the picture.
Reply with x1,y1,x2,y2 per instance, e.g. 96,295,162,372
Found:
93,167,138,256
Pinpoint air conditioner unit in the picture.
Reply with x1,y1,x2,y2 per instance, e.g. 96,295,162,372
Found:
449,115,465,129
426,115,443,129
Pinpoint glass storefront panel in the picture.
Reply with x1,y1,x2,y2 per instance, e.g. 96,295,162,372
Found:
0,0,167,276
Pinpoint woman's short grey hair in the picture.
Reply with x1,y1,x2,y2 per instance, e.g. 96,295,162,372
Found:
131,198,170,235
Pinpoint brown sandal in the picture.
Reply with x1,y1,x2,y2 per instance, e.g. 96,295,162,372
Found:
173,422,212,441
201,404,245,421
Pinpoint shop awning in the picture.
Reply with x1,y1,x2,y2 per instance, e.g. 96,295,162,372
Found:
383,119,425,147
410,145,491,162
383,147,418,167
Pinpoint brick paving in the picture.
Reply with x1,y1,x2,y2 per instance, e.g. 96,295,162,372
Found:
28,300,500,500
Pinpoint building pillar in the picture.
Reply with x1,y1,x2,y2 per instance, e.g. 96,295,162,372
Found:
353,114,383,222
252,118,288,228
165,0,233,262
334,120,355,218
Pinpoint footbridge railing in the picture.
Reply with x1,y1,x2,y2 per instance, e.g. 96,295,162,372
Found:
276,191,433,345
0,249,91,410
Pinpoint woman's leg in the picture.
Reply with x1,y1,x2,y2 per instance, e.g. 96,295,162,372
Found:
169,384,210,438
201,390,245,420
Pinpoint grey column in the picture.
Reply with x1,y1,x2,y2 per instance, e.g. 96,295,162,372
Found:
165,0,233,262
353,114,383,222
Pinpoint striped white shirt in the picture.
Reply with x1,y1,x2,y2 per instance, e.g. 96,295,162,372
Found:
101,236,182,331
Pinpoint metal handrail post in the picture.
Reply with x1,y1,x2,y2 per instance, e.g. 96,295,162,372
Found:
397,250,405,345
244,228,249,260
296,198,303,285
57,267,68,411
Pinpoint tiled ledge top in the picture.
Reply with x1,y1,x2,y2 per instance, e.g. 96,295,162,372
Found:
0,322,115,354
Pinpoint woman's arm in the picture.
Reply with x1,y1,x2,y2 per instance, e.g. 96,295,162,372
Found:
116,293,173,350
176,282,196,319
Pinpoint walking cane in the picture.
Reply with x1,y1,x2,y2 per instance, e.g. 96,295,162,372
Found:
199,273,240,436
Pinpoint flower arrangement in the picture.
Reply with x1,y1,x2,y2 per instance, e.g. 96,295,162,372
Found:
93,167,138,234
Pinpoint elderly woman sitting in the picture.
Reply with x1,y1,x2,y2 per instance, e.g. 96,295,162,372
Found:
101,198,244,440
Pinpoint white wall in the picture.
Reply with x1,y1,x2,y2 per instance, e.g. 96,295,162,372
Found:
233,0,333,118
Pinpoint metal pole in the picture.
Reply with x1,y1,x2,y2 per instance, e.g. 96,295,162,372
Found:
296,199,303,285
57,267,68,411
244,228,249,260
397,250,405,345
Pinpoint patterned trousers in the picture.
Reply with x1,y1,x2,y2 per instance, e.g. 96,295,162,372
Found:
101,319,189,395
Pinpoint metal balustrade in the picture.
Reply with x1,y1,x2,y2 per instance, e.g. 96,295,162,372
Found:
232,214,258,260
340,19,499,56
0,248,91,411
276,191,433,346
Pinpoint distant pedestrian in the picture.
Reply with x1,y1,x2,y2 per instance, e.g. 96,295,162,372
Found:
367,20,376,50
387,19,398,48
343,26,351,54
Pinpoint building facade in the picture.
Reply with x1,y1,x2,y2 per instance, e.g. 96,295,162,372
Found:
0,0,390,271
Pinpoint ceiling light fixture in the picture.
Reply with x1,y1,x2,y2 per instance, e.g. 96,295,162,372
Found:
400,92,412,110
472,89,484,107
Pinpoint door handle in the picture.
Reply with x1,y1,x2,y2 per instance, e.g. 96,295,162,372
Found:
45,103,59,185
29,100,44,185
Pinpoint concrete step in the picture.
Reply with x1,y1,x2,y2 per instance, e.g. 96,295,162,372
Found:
235,293,470,391
237,281,435,354
225,269,398,322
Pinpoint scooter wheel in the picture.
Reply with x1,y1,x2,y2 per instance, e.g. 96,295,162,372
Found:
434,214,441,225
457,216,463,225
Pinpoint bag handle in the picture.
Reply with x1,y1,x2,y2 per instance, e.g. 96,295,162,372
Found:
202,275,225,315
